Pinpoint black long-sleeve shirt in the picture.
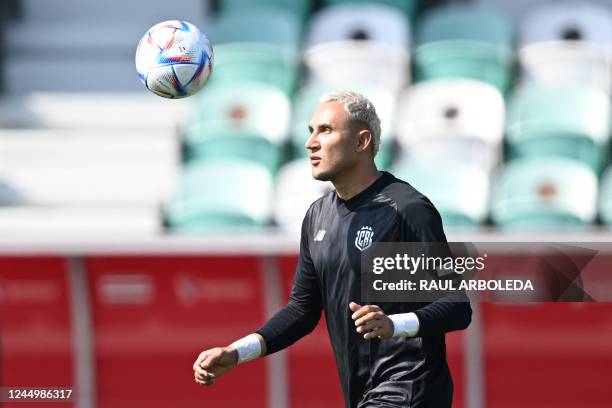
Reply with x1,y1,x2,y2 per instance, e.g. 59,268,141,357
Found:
257,171,472,407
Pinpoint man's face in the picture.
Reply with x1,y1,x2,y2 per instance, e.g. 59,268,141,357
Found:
306,101,359,182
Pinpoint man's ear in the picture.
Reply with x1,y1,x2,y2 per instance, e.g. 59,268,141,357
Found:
356,129,373,153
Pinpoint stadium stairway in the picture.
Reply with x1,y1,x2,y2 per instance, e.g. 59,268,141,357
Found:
0,94,191,237
3,0,210,93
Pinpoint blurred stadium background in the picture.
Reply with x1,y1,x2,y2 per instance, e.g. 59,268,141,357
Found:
1,0,612,407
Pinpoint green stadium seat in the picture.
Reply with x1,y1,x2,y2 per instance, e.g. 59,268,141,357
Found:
506,84,610,173
208,8,301,94
392,160,490,229
211,7,301,48
414,5,513,93
322,0,419,22
165,159,273,232
291,82,398,170
184,82,291,173
216,0,312,23
210,43,300,96
474,0,533,23
491,158,598,229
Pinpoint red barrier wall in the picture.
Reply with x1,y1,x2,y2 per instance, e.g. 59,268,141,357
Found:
2,252,610,407
0,257,74,408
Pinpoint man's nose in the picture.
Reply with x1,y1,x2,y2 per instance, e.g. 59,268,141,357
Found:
305,132,319,151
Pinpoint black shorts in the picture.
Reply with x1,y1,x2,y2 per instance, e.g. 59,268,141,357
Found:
356,378,452,408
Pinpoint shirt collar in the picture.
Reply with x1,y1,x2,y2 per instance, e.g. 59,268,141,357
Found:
335,171,393,216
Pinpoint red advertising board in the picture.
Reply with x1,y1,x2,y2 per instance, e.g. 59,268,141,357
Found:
483,302,612,408
86,256,268,408
0,257,74,408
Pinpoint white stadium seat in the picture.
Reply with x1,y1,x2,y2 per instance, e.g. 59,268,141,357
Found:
304,41,410,93
518,40,612,92
307,3,410,50
520,0,612,47
274,159,332,232
396,79,505,171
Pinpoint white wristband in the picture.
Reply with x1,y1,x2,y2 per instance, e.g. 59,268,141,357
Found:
230,334,262,365
388,313,420,337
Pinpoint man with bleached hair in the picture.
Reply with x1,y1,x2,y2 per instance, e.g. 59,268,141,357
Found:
194,90,471,407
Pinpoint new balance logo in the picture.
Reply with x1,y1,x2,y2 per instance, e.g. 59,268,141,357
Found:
314,230,326,241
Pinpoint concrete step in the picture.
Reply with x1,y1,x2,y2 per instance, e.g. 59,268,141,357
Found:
0,129,180,206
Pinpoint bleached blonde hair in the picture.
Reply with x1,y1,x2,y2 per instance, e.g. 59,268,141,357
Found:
320,90,381,156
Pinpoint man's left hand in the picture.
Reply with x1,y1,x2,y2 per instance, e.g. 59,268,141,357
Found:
349,302,394,340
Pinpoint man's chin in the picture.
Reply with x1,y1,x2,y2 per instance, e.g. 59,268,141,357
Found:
311,168,332,182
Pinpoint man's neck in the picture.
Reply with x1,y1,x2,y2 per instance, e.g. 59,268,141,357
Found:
333,166,382,201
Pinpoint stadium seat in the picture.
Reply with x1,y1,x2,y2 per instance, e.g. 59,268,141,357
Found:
307,3,410,50
518,41,612,93
414,5,514,93
165,160,273,232
491,158,598,229
392,160,490,228
274,159,333,232
322,0,419,22
290,82,398,169
216,0,311,22
599,164,612,225
519,0,612,47
474,0,538,23
211,7,301,48
184,82,291,174
210,43,300,96
304,41,410,93
208,8,301,94
506,84,610,173
396,79,505,172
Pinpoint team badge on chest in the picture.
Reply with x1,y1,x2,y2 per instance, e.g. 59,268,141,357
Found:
354,226,374,251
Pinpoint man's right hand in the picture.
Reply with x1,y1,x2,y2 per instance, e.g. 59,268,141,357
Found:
193,346,238,386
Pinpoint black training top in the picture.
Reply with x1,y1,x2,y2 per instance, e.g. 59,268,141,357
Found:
256,171,472,408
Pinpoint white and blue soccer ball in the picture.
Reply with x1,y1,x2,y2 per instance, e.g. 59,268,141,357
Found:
135,20,213,99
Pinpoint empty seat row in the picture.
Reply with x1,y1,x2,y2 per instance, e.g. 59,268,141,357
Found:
210,1,612,97
165,156,612,232
166,158,332,233
184,77,611,177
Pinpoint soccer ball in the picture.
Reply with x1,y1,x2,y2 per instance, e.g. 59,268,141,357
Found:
135,20,213,99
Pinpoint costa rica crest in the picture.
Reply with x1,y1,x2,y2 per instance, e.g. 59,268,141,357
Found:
355,226,374,251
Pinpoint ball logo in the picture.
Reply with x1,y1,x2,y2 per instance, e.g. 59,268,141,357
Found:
355,226,374,252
